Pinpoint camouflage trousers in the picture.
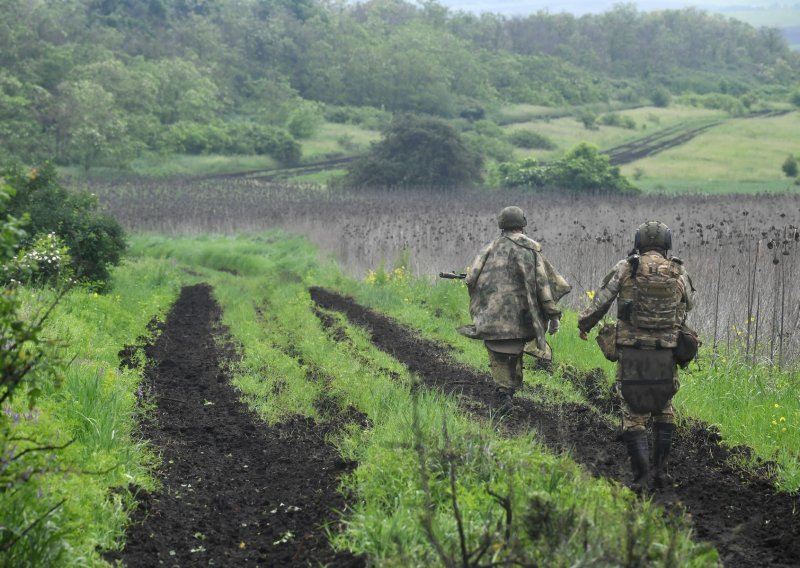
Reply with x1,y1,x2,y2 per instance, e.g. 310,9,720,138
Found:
613,382,677,432
615,347,679,433
485,341,524,392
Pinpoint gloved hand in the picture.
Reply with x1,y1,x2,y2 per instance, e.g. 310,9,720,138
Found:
547,318,560,335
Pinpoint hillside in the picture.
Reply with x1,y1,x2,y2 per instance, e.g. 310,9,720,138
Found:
1,0,798,177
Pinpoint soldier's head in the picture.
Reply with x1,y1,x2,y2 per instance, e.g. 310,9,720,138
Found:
498,206,527,232
634,220,672,253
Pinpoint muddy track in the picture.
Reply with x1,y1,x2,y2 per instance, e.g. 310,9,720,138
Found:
604,110,792,166
108,284,364,567
309,286,800,568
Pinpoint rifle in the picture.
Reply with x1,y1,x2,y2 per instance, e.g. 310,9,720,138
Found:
439,272,466,279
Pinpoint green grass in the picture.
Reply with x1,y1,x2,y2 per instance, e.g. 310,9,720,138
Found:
300,122,381,162
129,232,716,566
347,263,800,492
620,111,800,184
504,105,727,161
1,256,183,565
128,154,280,177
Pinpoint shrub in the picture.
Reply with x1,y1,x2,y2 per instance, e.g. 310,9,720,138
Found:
599,113,636,129
789,87,800,108
651,87,672,108
0,180,69,565
782,154,799,178
507,130,557,150
2,233,71,286
4,162,126,288
344,114,483,188
491,143,638,194
286,103,322,139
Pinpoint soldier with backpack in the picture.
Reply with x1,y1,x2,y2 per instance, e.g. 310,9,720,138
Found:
577,221,695,491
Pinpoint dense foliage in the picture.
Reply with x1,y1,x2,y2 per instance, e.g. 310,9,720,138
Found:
490,143,638,194
4,162,126,287
344,114,483,188
0,0,797,168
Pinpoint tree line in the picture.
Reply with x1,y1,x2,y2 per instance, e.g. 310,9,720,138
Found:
0,0,798,169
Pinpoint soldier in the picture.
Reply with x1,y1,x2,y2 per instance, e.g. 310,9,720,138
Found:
578,221,694,491
459,206,570,413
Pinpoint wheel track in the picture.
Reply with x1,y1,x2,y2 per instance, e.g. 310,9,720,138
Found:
309,286,800,567
109,284,364,567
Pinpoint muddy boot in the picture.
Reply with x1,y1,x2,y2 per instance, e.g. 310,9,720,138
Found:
652,422,676,489
622,430,650,492
494,387,515,415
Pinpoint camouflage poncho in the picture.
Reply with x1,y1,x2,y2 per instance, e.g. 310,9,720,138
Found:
459,232,570,355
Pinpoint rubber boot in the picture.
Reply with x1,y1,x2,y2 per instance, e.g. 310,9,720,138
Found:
652,422,676,489
494,387,515,415
622,430,650,492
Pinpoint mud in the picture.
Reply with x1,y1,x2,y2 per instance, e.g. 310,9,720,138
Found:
309,286,800,567
109,284,363,567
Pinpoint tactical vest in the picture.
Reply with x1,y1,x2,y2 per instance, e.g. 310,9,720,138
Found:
616,252,685,348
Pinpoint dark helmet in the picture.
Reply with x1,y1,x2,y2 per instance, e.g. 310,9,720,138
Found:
498,206,527,230
634,220,672,252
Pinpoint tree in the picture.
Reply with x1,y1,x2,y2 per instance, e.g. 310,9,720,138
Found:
782,154,798,178
344,113,483,188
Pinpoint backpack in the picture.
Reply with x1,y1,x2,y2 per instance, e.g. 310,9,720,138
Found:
630,254,684,331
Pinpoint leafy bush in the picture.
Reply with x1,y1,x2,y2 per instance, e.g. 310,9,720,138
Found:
507,129,557,150
286,103,322,139
490,143,638,194
0,180,69,564
344,114,483,188
682,92,746,116
789,87,800,108
2,233,71,286
158,121,301,165
4,162,126,288
782,154,799,178
599,113,636,129
650,87,672,107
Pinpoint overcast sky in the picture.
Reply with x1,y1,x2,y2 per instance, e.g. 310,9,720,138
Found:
431,1,788,16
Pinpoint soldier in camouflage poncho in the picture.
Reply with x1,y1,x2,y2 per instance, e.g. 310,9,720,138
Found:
459,206,571,413
578,221,694,491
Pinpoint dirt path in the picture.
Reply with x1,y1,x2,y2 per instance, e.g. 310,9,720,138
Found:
604,110,791,166
309,287,800,568
109,284,363,567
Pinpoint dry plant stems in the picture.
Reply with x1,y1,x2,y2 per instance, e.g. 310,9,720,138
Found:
84,177,800,364
410,390,517,568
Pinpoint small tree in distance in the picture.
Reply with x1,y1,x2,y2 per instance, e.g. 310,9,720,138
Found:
343,114,483,188
782,154,798,178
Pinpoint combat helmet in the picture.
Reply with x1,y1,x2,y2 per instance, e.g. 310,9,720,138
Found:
634,220,672,252
498,206,527,230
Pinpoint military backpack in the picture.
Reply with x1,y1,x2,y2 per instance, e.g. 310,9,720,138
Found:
629,254,684,332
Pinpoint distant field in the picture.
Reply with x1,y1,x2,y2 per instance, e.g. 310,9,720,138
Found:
503,105,727,161
619,111,800,188
301,122,381,162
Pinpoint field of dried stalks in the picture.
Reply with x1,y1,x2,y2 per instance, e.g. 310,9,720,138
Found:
90,178,800,363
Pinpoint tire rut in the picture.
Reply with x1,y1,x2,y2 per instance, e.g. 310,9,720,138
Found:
309,286,800,568
109,284,364,567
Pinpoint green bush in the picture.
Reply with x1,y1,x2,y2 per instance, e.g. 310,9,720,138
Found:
599,113,636,129
4,162,126,288
2,233,71,286
490,143,638,194
507,129,557,150
344,114,483,188
157,121,301,165
782,154,799,178
650,87,672,107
